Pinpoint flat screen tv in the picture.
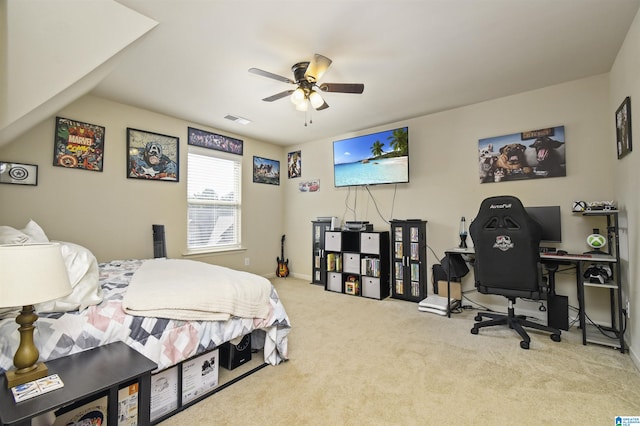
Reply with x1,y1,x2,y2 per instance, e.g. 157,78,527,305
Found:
333,127,409,187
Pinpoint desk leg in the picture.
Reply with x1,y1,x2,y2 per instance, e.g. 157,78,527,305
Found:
446,253,451,318
576,261,587,345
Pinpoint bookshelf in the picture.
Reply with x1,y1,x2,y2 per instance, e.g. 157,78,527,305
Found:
320,229,389,300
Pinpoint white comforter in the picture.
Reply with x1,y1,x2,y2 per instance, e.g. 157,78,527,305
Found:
123,258,272,321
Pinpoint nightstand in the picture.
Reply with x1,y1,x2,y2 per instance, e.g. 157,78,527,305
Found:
0,342,157,426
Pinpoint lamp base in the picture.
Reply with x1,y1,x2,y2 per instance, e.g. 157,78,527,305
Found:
6,362,49,388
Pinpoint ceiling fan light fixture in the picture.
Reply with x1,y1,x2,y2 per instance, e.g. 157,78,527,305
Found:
291,88,305,105
295,99,309,111
250,54,364,115
309,91,324,109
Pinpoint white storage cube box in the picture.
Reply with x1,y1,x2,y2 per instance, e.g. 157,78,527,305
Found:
325,231,342,252
360,232,380,254
327,272,342,292
342,253,361,274
362,277,381,299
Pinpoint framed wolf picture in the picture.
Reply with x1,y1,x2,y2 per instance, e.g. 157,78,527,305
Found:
478,126,566,184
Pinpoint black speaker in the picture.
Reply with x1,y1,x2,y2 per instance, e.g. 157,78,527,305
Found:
152,224,167,258
219,334,252,370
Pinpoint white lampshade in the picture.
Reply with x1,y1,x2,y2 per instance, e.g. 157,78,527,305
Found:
295,99,309,111
309,91,324,109
291,88,305,105
0,243,72,307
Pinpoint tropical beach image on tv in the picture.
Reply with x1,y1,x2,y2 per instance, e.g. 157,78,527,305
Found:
333,127,409,187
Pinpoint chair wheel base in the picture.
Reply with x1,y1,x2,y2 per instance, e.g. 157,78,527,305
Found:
520,341,530,349
474,314,483,321
471,327,479,335
551,334,561,342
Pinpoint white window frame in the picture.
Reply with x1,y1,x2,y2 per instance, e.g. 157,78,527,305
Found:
186,146,242,253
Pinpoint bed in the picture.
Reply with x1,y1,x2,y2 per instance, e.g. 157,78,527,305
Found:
0,221,291,420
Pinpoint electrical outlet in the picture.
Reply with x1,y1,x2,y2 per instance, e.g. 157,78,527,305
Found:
244,257,250,266
626,299,631,319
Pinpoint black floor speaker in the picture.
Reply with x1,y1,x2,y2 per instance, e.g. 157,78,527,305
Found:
152,224,167,258
219,334,252,370
547,294,569,331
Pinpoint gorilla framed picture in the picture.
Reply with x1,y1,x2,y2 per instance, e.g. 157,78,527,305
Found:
127,128,179,182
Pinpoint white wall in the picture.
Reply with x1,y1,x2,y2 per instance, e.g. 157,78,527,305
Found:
610,8,640,367
0,95,285,274
283,74,616,323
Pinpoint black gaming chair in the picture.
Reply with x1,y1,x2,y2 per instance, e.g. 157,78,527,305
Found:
469,195,561,349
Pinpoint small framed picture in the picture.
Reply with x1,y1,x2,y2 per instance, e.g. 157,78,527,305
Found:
615,96,632,159
53,117,105,172
187,127,243,155
127,128,179,181
253,156,280,185
288,151,301,178
0,161,38,186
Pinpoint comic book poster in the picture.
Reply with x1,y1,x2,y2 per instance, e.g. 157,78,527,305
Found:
127,128,179,182
54,117,105,172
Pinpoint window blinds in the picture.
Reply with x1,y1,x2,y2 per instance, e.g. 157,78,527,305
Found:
187,150,241,250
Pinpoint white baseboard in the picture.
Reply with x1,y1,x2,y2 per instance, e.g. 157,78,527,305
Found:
628,343,639,372
291,272,312,282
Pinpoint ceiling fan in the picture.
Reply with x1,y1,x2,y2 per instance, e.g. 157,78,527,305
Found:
248,53,364,112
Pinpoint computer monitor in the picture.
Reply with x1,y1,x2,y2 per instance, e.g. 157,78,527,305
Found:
525,205,562,243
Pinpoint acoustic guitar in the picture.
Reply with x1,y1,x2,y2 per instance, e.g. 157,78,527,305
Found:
276,234,289,277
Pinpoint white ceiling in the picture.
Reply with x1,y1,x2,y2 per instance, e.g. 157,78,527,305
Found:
88,0,640,146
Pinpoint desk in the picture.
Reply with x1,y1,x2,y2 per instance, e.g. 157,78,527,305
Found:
0,342,157,426
442,247,623,351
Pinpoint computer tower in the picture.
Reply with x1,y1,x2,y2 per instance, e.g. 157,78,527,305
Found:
548,294,569,331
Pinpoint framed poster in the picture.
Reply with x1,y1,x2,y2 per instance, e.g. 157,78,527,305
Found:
127,128,179,182
187,127,243,155
253,156,280,185
0,161,38,186
615,96,632,159
288,150,301,178
53,117,105,172
478,125,566,183
298,179,319,192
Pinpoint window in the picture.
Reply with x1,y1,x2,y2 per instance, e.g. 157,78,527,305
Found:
187,147,241,252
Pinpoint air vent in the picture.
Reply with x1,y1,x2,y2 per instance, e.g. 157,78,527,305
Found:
224,114,251,125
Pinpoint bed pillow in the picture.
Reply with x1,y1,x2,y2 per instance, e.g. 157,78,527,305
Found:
21,220,50,243
36,241,103,313
0,220,49,244
0,226,30,244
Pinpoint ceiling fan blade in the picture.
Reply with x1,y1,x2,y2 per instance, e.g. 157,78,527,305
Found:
249,67,295,84
319,83,365,94
314,99,329,111
304,54,332,82
262,90,294,102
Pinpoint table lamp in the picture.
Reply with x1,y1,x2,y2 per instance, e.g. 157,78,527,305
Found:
458,216,468,249
0,243,72,388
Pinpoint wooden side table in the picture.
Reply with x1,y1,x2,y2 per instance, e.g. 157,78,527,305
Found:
0,341,157,426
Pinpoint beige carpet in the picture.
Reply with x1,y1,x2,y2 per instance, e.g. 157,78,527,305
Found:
160,277,640,425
